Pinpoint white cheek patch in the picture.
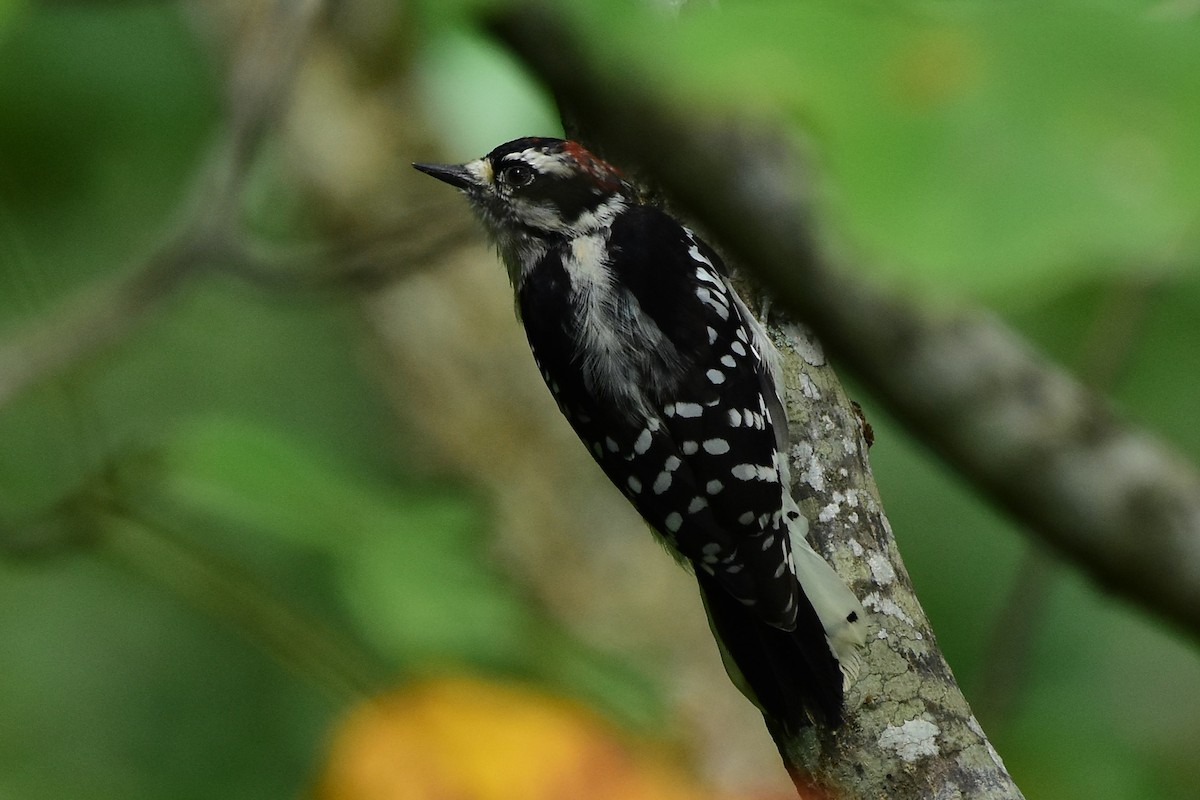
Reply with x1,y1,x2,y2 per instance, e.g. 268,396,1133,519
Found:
511,197,568,231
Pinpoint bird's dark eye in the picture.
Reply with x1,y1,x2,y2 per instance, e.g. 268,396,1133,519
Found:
501,164,535,188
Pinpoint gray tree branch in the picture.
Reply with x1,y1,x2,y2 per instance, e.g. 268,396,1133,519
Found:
766,312,1023,798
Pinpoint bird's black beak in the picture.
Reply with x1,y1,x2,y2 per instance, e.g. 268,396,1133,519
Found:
412,161,475,190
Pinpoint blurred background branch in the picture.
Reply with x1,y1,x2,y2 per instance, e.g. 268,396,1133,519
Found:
0,0,474,413
975,276,1157,721
0,0,318,410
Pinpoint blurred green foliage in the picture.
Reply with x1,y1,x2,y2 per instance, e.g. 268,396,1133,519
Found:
2,1,1199,799
0,4,654,798
567,0,1200,299
415,27,564,153
0,2,215,296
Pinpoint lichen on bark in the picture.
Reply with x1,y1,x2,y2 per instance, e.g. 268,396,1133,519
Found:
761,311,1023,798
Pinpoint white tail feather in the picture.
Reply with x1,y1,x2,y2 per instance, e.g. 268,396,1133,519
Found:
780,462,868,688
788,526,868,686
730,276,868,688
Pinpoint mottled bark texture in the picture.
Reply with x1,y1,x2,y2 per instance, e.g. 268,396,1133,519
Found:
765,313,1022,798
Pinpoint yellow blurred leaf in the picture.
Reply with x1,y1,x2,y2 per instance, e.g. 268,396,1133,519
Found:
316,676,740,800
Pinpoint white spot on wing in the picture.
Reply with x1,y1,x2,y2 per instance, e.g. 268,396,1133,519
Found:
703,439,730,455
674,402,703,418
665,512,683,533
731,464,757,480
695,286,730,319
695,267,723,288
688,244,716,269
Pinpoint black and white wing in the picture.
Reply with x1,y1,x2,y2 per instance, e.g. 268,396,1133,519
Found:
518,205,865,727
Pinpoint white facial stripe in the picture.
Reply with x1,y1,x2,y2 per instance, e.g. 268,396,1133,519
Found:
509,197,567,230
572,195,627,232
506,192,627,236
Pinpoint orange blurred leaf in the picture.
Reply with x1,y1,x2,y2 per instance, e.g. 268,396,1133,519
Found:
316,675,746,800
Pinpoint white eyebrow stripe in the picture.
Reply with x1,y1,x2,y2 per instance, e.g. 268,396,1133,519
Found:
506,148,575,177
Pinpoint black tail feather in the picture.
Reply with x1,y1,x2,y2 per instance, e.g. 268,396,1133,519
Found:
697,570,844,732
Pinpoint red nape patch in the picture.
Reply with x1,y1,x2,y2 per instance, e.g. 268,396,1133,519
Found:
563,140,625,190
